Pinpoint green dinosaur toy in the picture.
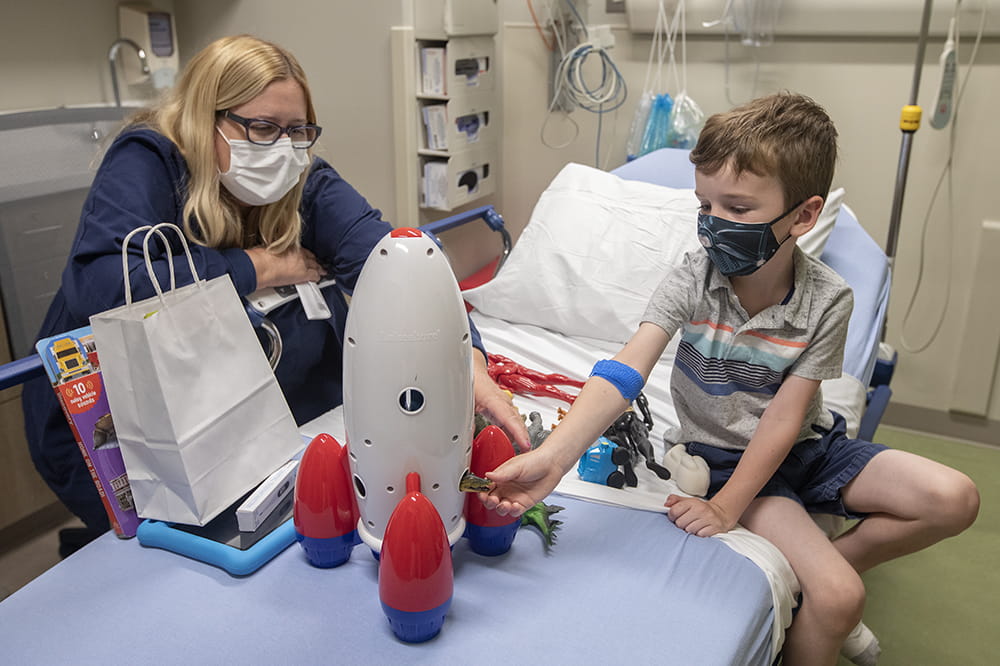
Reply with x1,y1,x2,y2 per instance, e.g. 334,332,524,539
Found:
520,502,564,552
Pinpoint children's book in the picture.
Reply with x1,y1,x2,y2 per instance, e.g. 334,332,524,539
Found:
36,326,140,538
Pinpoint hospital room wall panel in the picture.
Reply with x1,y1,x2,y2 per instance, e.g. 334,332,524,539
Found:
0,0,178,112
173,0,406,235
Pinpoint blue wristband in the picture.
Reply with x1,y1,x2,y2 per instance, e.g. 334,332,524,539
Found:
590,359,644,402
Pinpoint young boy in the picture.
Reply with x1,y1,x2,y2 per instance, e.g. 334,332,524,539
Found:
482,92,979,666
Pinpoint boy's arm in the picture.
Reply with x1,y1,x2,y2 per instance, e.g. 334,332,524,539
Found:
667,374,820,536
483,322,671,517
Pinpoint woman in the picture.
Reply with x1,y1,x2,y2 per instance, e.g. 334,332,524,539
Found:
22,35,527,550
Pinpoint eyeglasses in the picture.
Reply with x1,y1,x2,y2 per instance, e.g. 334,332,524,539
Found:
222,110,322,149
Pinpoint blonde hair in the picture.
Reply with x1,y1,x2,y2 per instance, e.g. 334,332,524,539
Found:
130,34,317,252
689,92,838,207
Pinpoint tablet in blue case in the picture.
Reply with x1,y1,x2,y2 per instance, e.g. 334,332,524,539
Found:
136,492,297,576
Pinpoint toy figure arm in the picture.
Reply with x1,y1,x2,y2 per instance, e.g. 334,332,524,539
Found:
487,354,585,387
496,374,579,404
666,374,820,537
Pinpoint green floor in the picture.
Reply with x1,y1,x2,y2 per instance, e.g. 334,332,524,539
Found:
835,426,999,666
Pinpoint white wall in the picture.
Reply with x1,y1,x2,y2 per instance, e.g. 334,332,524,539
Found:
173,0,405,228
0,0,176,110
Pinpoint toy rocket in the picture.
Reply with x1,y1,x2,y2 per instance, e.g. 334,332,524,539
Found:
464,425,520,555
290,227,521,642
293,433,360,568
342,228,474,555
378,472,453,642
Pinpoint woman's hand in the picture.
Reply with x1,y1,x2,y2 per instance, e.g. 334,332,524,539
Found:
246,246,324,289
664,494,737,537
473,352,531,453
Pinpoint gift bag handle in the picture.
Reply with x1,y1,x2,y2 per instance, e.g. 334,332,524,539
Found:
121,224,178,307
120,223,202,308
142,223,202,304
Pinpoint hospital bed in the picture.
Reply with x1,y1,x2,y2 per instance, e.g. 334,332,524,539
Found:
0,148,891,664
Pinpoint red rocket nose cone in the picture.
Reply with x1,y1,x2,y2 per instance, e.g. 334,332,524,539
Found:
469,425,516,475
294,433,359,538
465,425,520,529
379,491,454,612
390,227,423,238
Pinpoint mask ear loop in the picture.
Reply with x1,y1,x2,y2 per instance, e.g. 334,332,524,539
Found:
214,124,233,145
770,199,807,246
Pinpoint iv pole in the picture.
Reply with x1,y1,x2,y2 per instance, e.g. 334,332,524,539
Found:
885,0,935,266
881,0,934,346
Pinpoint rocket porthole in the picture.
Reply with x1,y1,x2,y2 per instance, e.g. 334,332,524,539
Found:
379,248,387,256
461,333,469,342
426,248,434,256
431,483,440,491
347,336,356,346
451,434,459,442
398,387,425,414
353,475,367,498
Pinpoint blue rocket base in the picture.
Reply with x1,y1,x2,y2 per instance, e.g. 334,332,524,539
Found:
381,598,452,643
295,530,360,568
464,521,519,557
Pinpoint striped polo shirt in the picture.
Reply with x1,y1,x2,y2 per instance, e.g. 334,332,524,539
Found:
642,246,853,451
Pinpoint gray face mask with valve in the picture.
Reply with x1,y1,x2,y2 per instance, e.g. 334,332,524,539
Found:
696,201,802,277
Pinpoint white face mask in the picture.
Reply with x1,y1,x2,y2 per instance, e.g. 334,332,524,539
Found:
216,127,311,206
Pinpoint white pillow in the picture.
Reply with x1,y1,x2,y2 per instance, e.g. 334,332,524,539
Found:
799,187,844,259
463,163,701,344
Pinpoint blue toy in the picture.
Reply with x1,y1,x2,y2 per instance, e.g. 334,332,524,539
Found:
577,436,626,487
577,393,672,489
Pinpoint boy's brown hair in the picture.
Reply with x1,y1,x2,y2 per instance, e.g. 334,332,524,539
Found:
689,92,838,207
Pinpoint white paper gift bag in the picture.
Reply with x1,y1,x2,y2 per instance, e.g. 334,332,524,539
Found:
90,223,303,526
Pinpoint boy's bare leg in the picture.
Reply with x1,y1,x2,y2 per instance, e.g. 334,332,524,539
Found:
741,496,864,666
834,450,979,574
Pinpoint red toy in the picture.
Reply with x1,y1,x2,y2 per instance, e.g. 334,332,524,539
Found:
464,425,520,555
293,433,361,568
486,353,584,404
379,472,454,643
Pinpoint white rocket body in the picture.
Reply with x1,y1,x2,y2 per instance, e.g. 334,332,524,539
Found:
343,229,474,553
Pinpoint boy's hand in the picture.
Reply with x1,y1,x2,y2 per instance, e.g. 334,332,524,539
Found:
480,449,566,518
664,494,737,537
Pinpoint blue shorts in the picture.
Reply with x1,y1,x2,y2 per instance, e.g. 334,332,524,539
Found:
684,412,888,520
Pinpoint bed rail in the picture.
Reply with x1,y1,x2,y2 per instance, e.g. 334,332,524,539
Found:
0,353,45,391
420,205,512,279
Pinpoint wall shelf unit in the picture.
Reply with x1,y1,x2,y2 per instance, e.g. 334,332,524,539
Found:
391,3,499,227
